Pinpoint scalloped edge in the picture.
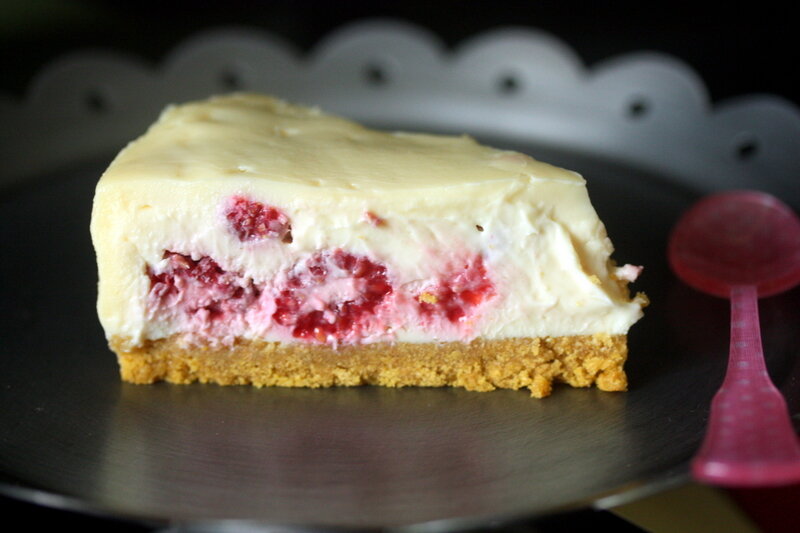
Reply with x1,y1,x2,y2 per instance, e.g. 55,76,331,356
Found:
1,19,798,205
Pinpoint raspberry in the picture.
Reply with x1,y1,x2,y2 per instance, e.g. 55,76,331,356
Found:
225,196,291,242
272,250,393,343
148,251,259,320
417,255,494,323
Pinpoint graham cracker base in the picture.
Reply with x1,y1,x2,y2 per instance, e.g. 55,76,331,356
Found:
110,334,627,398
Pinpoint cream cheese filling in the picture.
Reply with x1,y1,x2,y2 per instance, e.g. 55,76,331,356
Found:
91,93,644,348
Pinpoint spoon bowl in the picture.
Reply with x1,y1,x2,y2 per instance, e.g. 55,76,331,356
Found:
669,190,800,298
668,190,800,486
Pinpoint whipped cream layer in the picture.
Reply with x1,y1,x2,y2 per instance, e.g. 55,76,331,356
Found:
91,93,645,348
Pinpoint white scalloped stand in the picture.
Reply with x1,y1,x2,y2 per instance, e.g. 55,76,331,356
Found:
1,19,799,206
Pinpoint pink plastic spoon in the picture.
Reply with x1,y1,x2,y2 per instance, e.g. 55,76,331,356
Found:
668,190,800,486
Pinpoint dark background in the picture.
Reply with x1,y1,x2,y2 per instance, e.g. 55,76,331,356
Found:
1,1,796,531
1,0,798,106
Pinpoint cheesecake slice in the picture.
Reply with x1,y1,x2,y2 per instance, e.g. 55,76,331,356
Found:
90,93,646,397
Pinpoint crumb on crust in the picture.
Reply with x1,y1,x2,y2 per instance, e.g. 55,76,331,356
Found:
110,334,628,398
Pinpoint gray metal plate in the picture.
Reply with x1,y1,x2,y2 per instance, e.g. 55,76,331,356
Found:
1,143,798,530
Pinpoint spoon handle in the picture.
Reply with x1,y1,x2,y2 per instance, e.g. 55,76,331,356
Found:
692,285,800,486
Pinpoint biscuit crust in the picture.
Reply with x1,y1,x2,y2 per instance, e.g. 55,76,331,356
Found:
111,334,628,398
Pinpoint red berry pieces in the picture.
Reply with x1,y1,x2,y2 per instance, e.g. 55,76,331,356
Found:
417,255,494,323
148,251,259,320
364,211,386,227
272,250,393,343
225,195,291,242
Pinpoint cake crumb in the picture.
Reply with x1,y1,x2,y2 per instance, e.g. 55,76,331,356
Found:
418,292,439,304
